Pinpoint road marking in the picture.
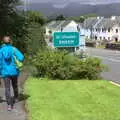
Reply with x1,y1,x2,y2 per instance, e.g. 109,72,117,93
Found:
93,55,120,63
110,81,120,87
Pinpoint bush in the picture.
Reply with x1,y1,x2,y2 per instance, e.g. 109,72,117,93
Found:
86,42,96,47
32,49,106,80
106,43,120,50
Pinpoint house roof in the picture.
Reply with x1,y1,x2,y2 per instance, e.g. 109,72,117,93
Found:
47,21,63,29
60,20,73,28
95,17,120,29
47,21,56,28
46,20,77,31
83,17,98,29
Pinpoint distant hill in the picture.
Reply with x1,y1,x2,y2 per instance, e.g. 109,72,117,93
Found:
24,2,120,18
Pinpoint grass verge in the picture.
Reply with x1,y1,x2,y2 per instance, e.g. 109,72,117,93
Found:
25,78,120,120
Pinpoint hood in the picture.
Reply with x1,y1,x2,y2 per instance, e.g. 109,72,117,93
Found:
2,50,12,61
2,44,12,62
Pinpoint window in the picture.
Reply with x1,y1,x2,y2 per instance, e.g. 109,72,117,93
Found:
116,29,118,33
100,37,102,40
96,29,97,32
108,37,110,40
102,28,106,32
104,28,106,33
108,28,110,32
103,37,106,40
95,36,97,40
115,38,118,42
102,28,104,32
49,30,52,34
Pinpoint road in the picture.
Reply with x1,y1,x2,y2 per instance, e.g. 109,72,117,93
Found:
87,47,120,84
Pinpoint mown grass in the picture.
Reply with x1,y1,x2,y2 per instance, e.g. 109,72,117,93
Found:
25,78,120,120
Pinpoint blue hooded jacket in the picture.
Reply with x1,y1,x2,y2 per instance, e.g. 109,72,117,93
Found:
0,44,24,77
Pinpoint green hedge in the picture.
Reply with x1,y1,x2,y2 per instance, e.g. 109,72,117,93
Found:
106,43,120,50
86,42,96,47
32,49,106,80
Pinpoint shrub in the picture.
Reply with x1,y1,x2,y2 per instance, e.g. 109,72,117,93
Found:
32,49,106,80
86,42,96,47
105,43,120,50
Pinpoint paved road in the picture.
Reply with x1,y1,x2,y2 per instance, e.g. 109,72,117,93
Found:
87,47,120,84
0,72,28,120
0,88,26,120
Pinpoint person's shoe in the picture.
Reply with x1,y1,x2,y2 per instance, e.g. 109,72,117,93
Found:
11,105,16,110
7,105,12,111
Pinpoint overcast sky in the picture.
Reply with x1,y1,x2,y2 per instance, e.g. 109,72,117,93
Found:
24,0,120,4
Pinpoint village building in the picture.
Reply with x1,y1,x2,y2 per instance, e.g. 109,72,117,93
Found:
83,16,120,42
45,20,81,49
94,16,120,42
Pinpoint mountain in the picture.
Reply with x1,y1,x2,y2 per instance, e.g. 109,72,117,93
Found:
24,2,120,17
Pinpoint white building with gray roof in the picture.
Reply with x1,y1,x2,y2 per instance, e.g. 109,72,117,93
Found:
45,20,80,49
93,16,120,42
83,17,103,39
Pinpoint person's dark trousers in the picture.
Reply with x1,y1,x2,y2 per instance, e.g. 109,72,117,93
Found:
4,76,18,105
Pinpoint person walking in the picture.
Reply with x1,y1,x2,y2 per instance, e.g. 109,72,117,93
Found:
0,36,24,111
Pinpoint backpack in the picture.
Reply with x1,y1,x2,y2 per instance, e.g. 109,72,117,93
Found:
14,48,23,70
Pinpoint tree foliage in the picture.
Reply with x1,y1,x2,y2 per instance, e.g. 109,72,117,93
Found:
24,23,46,55
0,0,27,53
25,11,47,25
23,11,47,54
68,13,97,23
56,14,66,21
68,16,85,23
83,13,97,18
0,0,24,36
0,0,46,53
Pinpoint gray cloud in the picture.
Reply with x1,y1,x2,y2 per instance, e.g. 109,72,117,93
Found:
24,0,120,4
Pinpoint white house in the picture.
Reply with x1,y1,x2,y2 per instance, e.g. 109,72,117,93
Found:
45,20,79,35
93,16,120,42
62,20,78,32
45,20,79,43
45,20,86,51
83,17,102,39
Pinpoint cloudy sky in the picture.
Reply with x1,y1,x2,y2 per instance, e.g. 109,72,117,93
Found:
24,0,120,4
23,0,120,8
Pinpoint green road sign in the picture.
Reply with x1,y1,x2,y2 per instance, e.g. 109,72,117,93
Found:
53,32,79,47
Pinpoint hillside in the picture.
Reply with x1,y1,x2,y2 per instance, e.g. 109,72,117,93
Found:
23,2,120,17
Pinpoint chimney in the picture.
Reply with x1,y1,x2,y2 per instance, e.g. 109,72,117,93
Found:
97,16,104,20
97,16,100,20
111,16,116,20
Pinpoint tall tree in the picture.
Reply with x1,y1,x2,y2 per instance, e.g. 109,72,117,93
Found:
0,0,22,36
0,1,46,53
24,11,47,54
56,14,66,21
24,23,46,55
0,0,28,52
25,11,46,25
84,13,97,18
68,16,85,23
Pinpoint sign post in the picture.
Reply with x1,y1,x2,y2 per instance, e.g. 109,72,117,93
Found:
53,32,79,48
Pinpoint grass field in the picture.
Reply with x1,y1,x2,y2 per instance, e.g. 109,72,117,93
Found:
25,78,120,120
